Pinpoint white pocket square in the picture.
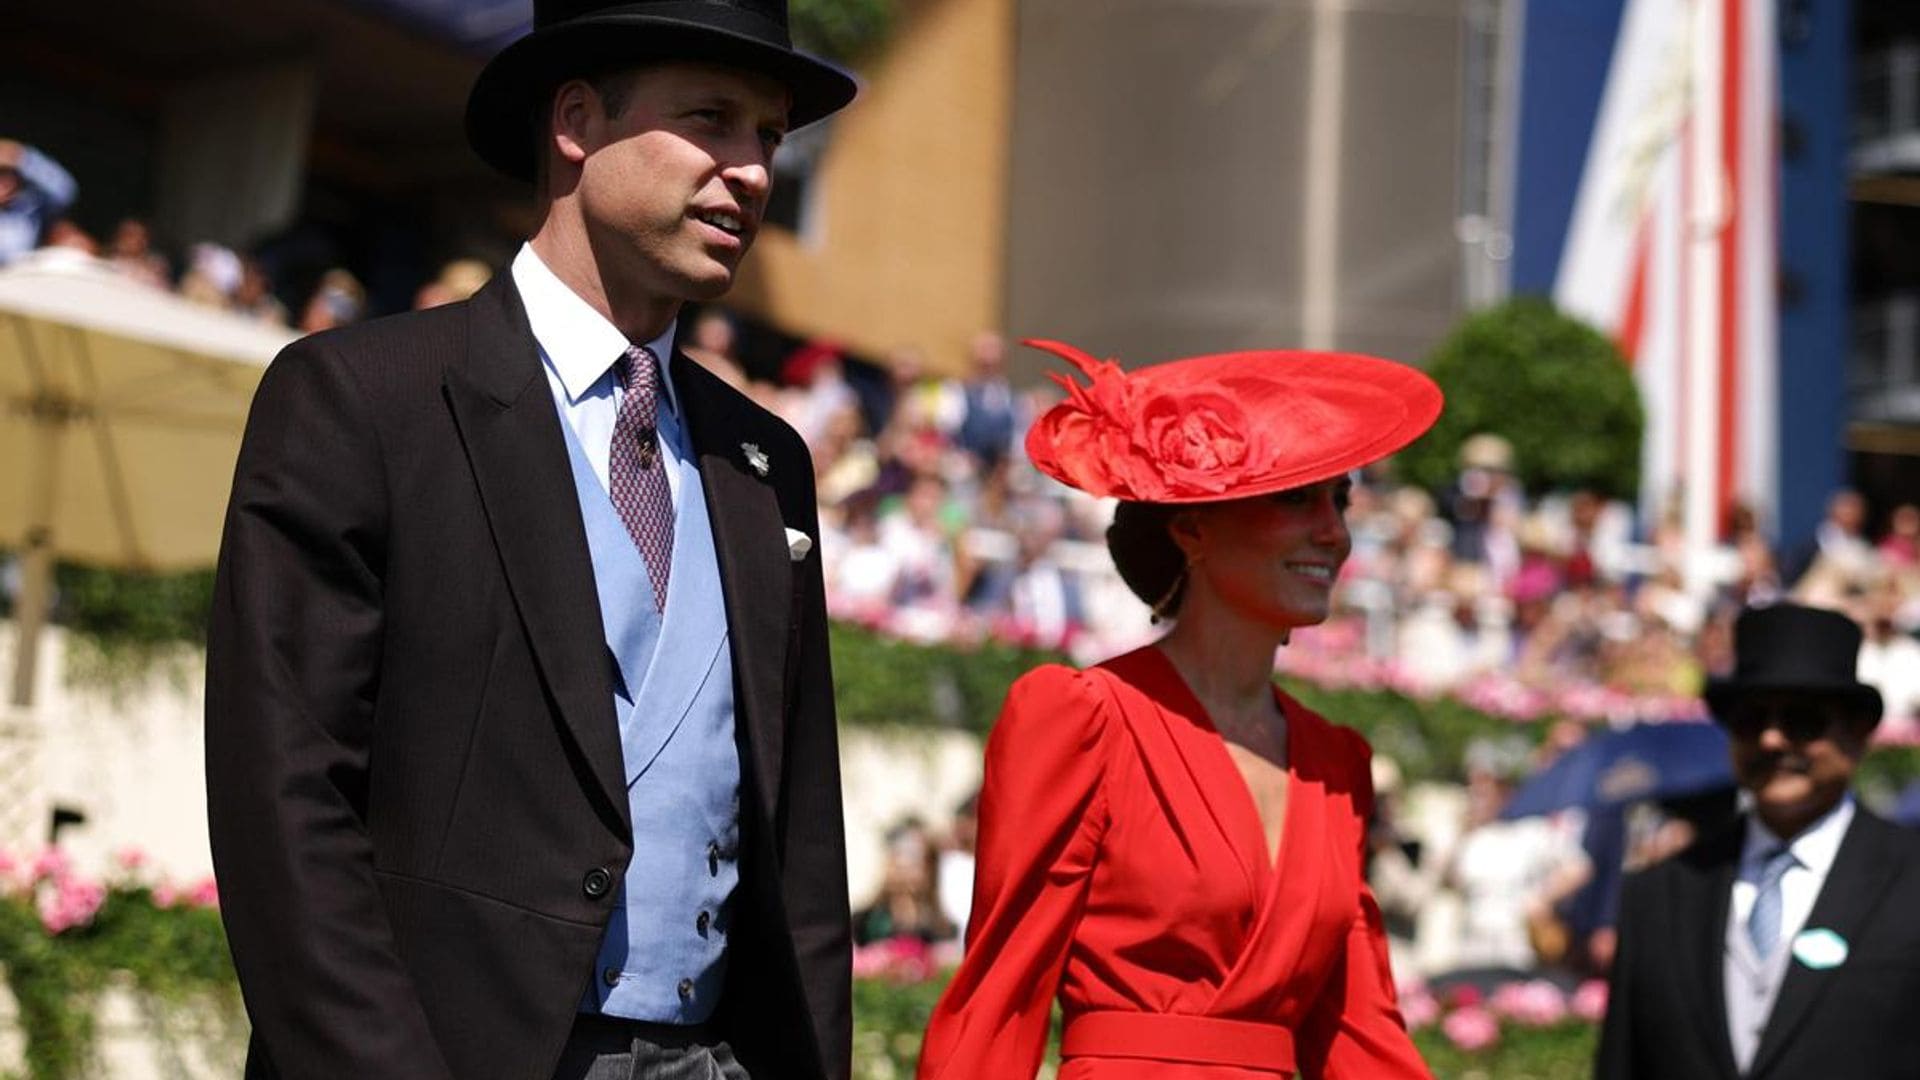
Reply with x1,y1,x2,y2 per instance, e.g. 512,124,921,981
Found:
785,527,814,562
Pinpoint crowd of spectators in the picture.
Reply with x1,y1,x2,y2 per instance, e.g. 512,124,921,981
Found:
0,138,494,333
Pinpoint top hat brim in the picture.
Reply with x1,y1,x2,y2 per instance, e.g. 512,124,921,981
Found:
1703,676,1884,727
466,13,859,182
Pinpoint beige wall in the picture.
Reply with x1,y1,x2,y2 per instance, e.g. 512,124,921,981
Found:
1003,0,1469,382
730,0,1015,376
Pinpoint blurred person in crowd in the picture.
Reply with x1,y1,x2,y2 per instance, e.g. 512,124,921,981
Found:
1445,433,1520,568
1003,510,1086,648
41,218,98,255
824,493,902,618
812,403,879,508
880,473,958,615
955,330,1016,468
1856,586,1920,719
1598,604,1920,1080
780,338,857,449
1877,502,1919,570
920,339,1440,1078
1439,736,1591,976
232,255,289,326
935,793,979,943
106,217,171,288
204,3,858,1078
852,818,955,946
680,306,747,387
297,267,367,333
0,139,77,264
1784,488,1875,588
411,257,493,310
177,242,243,308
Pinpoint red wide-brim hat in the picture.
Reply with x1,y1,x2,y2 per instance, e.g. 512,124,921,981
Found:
1022,338,1443,504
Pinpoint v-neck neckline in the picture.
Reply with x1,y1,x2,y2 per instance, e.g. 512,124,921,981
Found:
1146,645,1297,879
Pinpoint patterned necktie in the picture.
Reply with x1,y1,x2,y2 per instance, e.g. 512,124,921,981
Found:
1747,845,1797,959
610,345,674,611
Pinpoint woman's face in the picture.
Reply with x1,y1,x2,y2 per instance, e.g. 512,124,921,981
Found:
1175,477,1353,631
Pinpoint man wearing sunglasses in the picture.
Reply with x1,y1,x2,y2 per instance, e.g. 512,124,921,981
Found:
1597,602,1920,1079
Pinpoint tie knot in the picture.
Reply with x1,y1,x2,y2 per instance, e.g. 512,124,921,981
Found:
617,345,659,398
1760,845,1797,879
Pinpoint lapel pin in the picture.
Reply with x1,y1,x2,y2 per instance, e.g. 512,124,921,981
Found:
742,442,770,476
1790,927,1849,970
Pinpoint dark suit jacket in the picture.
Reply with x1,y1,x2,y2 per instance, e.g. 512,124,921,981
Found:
206,275,851,1080
1596,806,1920,1080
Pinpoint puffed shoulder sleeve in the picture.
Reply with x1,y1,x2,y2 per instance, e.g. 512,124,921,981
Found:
916,664,1115,1080
1300,726,1433,1079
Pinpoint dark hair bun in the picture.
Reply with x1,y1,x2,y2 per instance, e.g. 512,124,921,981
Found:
1107,502,1186,618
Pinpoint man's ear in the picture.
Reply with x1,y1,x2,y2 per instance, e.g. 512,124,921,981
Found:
547,79,599,168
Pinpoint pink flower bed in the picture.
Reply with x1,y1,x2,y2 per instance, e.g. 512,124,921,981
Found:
0,846,221,935
1400,977,1608,1052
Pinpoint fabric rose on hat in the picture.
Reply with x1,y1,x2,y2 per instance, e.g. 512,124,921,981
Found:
1020,336,1444,504
1131,389,1251,496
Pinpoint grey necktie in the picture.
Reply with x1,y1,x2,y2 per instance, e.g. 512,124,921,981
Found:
1747,845,1797,958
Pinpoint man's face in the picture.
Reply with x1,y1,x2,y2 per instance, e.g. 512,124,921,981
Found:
569,61,790,304
1723,691,1872,836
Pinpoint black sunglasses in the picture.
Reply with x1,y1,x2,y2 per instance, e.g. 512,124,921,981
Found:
1722,700,1843,743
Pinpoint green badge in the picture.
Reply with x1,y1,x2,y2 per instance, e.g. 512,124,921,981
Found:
1791,927,1849,970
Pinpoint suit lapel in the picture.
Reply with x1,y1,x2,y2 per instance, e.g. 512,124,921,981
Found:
1750,811,1899,1077
672,355,790,824
1684,826,1742,1078
442,276,628,823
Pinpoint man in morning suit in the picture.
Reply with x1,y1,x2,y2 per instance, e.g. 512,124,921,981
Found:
205,3,858,1077
1597,602,1920,1079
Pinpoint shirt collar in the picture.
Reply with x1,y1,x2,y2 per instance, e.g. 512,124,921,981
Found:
1742,793,1855,878
511,243,679,414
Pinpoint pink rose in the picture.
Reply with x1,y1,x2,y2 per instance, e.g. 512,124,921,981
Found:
1442,1005,1501,1052
1399,988,1441,1031
1490,980,1568,1027
1571,979,1609,1022
37,875,106,935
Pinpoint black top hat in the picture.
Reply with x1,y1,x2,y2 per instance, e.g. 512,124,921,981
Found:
466,0,859,182
1703,603,1883,723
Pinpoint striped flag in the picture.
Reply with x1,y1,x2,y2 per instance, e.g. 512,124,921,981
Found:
1553,0,1778,569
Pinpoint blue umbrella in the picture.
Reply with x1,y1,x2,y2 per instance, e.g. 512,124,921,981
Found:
1501,722,1734,820
1893,781,1920,829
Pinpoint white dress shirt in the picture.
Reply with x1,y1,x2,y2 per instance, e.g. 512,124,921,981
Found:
1723,794,1855,1071
1731,794,1854,950
511,244,683,506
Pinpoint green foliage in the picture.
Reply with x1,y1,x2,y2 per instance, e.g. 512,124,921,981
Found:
0,883,243,1079
54,564,215,651
829,623,1065,735
790,0,896,64
1398,298,1645,500
1412,1022,1600,1079
1279,678,1534,786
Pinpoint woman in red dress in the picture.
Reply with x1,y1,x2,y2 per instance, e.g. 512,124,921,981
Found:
917,340,1442,1079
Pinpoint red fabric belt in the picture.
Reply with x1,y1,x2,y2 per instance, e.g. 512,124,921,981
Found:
1061,1011,1298,1073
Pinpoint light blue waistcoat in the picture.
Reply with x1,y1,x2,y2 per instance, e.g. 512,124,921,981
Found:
556,401,741,1024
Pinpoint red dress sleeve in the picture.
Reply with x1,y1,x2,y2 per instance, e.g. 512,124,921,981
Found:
1297,727,1433,1079
917,665,1113,1079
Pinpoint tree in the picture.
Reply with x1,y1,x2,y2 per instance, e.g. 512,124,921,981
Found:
1397,298,1644,501
791,0,895,63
